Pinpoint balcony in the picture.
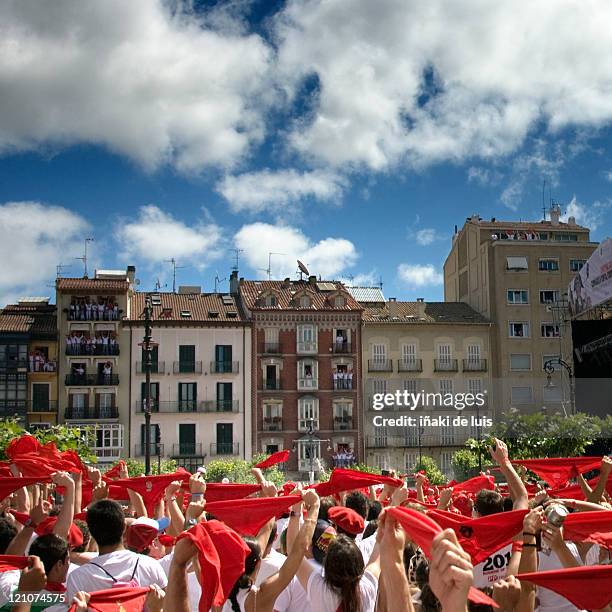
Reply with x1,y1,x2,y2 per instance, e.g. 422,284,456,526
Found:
172,443,203,456
173,361,202,374
297,341,317,354
210,442,240,456
462,358,487,372
368,359,393,372
135,400,198,413
134,443,164,457
298,378,318,390
0,359,28,371
366,436,389,449
26,400,58,413
28,361,58,373
65,373,119,386
434,359,458,372
66,310,121,322
64,406,119,420
332,376,354,390
262,342,281,354
263,416,283,432
201,399,240,413
210,361,239,374
136,361,166,374
397,359,423,373
65,346,120,357
332,342,352,354
333,416,353,431
262,379,281,390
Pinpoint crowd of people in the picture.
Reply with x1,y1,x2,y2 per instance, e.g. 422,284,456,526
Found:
65,333,119,356
331,449,356,469
0,436,611,612
68,298,119,322
28,351,56,373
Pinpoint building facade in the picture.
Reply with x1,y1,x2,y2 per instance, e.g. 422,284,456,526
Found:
125,290,252,471
237,273,363,476
444,208,597,415
0,298,58,428
56,269,135,463
361,299,492,478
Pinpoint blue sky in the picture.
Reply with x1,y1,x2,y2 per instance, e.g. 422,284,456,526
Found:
1,1,612,306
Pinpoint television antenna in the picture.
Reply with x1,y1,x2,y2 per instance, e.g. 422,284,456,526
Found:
214,273,227,293
264,252,286,280
75,238,94,278
231,249,244,273
165,258,187,293
297,260,310,280
56,263,71,278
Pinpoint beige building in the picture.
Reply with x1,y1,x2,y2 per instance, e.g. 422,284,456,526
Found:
444,208,597,415
125,289,252,472
361,299,493,478
56,268,135,463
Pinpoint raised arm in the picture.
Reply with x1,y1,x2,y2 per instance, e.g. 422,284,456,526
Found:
52,472,75,540
490,438,528,510
587,456,612,504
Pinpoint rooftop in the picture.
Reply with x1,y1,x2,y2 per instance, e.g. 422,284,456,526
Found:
363,301,489,324
345,286,386,304
0,302,57,336
56,277,130,292
127,292,246,323
239,278,362,311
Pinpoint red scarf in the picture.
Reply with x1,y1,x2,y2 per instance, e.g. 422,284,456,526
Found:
0,555,29,572
511,457,602,487
204,483,261,503
0,476,52,501
5,434,40,459
517,566,612,609
563,510,612,548
312,468,403,497
67,586,149,612
451,474,495,494
387,507,498,608
177,520,251,612
205,495,302,536
255,450,290,469
45,581,66,593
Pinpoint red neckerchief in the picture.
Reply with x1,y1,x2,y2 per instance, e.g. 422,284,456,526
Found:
45,581,67,592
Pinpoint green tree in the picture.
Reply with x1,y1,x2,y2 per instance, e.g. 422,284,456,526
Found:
451,447,481,481
204,456,286,488
124,458,177,477
414,455,447,485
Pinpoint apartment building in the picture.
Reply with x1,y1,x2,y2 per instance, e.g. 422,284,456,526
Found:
444,207,597,415
361,299,492,478
125,289,252,471
56,268,135,463
0,298,58,427
237,273,363,476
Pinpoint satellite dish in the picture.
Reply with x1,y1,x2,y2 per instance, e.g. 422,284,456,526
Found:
297,260,310,276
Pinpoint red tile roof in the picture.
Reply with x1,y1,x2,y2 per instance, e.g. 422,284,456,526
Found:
56,278,130,292
0,304,57,335
363,302,488,324
239,280,362,311
127,292,246,323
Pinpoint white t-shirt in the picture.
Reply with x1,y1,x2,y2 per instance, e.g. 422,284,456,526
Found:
274,575,310,612
356,534,377,564
0,570,20,607
536,544,585,612
472,543,512,588
65,550,167,604
256,549,286,586
306,569,378,612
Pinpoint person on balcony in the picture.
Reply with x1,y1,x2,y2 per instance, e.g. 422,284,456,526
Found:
102,362,112,384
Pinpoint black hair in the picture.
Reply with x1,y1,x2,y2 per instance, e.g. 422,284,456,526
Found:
229,537,261,612
474,490,504,516
362,519,378,540
318,496,335,522
72,519,90,553
0,518,17,554
87,499,125,547
29,534,69,574
366,500,382,522
503,496,514,512
345,491,369,520
324,535,364,612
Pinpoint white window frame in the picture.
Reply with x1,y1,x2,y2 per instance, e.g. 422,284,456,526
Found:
405,451,419,472
93,423,123,461
438,344,452,364
540,322,560,338
299,295,311,308
298,396,319,431
509,321,530,338
539,289,560,305
372,343,387,363
539,258,559,272
440,451,453,477
298,440,321,472
297,324,317,354
510,353,532,371
297,359,318,390
569,259,586,272
401,343,417,366
507,289,529,305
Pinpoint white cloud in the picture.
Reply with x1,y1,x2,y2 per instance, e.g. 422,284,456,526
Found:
337,270,379,286
235,223,357,278
604,170,612,182
116,205,223,267
216,169,346,213
0,1,273,172
414,228,439,246
0,201,89,305
397,263,443,288
560,196,610,231
467,166,503,186
275,1,612,170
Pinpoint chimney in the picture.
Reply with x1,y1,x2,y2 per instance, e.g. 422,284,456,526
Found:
568,216,576,227
550,205,561,226
309,275,317,286
229,270,239,295
126,266,136,285
387,297,399,318
416,297,426,318
282,277,291,288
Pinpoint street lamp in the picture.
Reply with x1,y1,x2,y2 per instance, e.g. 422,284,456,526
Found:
544,358,575,416
142,295,154,475
296,418,332,484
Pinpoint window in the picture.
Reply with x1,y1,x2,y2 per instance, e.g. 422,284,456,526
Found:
540,290,560,304
299,295,311,308
372,379,387,394
373,427,388,448
96,392,115,418
31,383,50,411
539,258,559,271
506,256,528,270
510,354,531,371
509,322,530,337
401,343,417,366
373,454,390,471
298,360,318,390
0,372,27,415
297,324,317,353
263,402,282,430
214,345,233,373
439,379,453,395
438,344,452,364
334,296,346,308
507,290,529,304
141,345,159,372
94,424,123,460
298,397,319,431
467,379,482,395
178,345,196,373
405,452,419,472
541,323,560,338
216,382,233,411
140,382,159,411
511,386,533,404
298,440,321,472
178,423,197,455
440,451,453,477
262,294,277,307
403,379,417,394
216,423,234,455
178,382,197,412
372,343,387,363
440,424,455,445
140,423,161,456
570,259,586,272
553,233,578,241
333,401,352,430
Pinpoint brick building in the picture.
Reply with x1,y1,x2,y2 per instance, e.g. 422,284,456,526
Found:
236,272,364,477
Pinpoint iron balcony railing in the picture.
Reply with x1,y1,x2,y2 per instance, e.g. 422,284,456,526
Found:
333,416,353,431
65,345,120,356
172,443,203,456
332,342,352,354
136,361,166,374
263,417,283,431
434,359,458,372
210,361,239,374
65,373,119,386
368,359,393,372
210,442,240,456
397,358,423,372
332,376,353,390
462,358,487,372
262,379,281,390
64,406,119,420
26,400,58,413
134,443,164,457
173,361,203,374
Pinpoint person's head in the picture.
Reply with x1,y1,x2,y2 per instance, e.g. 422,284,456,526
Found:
311,520,337,565
318,496,335,522
29,534,70,583
503,496,514,512
473,490,504,517
362,519,378,540
324,535,365,612
345,491,369,520
71,520,90,553
229,538,262,612
328,506,365,540
0,518,17,554
87,499,125,548
366,500,382,522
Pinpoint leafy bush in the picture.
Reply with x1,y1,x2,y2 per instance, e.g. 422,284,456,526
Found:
123,457,177,477
414,455,447,485
451,447,481,481
205,456,285,487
